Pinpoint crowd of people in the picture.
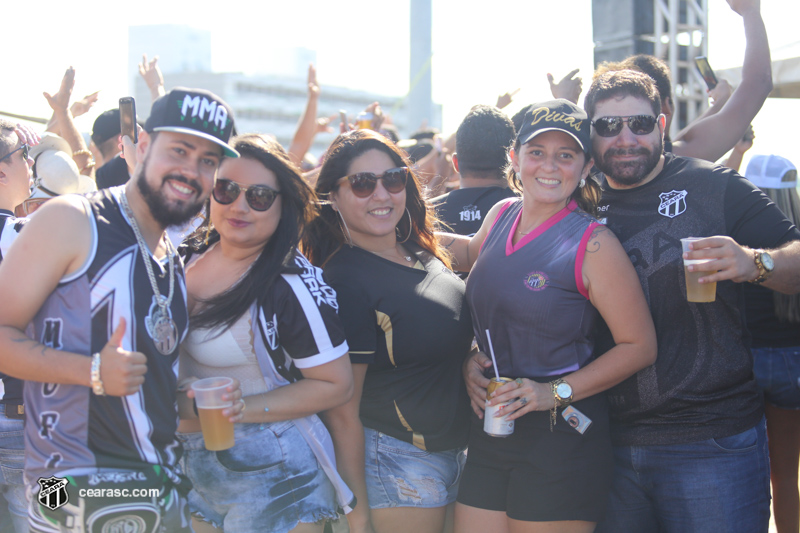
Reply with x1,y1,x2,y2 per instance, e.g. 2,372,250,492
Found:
0,0,799,532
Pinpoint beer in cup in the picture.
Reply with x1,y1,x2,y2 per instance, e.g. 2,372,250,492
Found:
191,377,235,451
681,237,717,303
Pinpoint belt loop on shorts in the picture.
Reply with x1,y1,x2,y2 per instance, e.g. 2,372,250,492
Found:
1,401,25,420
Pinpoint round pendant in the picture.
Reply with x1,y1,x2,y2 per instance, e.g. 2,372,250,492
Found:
148,309,179,356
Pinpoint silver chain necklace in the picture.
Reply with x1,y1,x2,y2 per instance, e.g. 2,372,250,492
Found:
119,191,179,355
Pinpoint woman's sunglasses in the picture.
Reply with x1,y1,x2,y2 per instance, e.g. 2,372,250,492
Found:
212,178,280,212
338,167,409,198
0,144,29,165
591,115,659,138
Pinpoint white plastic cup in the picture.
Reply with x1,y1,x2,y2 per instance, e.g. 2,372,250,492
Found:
191,377,235,451
680,237,716,303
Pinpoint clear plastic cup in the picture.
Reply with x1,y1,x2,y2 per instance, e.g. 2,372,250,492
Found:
191,377,235,451
681,237,716,303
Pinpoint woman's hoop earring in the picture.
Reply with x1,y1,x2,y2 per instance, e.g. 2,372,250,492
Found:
335,209,354,246
203,223,213,246
396,207,412,244
579,178,586,188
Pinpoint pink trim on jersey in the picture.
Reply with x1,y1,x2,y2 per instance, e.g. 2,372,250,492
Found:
575,222,601,300
479,198,517,255
506,199,578,256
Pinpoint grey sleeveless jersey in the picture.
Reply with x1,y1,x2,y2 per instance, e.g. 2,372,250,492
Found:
24,188,188,486
467,199,601,379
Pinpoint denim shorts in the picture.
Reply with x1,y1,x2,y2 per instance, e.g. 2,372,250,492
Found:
752,346,800,409
178,421,338,533
0,405,26,533
596,418,771,533
363,426,465,510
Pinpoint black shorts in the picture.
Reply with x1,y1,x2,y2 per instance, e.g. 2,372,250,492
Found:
457,394,613,522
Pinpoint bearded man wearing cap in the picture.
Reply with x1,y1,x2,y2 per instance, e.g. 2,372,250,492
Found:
0,88,245,532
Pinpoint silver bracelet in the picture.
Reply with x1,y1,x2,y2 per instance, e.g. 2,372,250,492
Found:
90,353,105,396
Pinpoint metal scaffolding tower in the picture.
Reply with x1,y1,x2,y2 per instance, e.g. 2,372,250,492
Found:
653,0,710,137
592,0,710,136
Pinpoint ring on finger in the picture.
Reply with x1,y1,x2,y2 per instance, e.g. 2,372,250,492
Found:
239,399,246,412
515,377,524,388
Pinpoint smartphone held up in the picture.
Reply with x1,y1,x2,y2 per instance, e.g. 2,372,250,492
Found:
694,56,718,91
119,97,138,144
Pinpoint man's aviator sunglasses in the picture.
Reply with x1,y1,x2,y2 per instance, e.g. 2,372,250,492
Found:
591,115,660,138
0,144,29,165
212,179,280,212
338,167,409,198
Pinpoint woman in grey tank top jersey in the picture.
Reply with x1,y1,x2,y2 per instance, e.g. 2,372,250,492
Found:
443,100,657,532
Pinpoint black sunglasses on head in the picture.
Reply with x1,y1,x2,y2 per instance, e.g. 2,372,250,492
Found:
0,144,29,165
338,167,409,198
591,115,659,137
212,178,280,212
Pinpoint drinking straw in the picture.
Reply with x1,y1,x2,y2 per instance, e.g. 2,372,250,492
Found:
485,329,500,379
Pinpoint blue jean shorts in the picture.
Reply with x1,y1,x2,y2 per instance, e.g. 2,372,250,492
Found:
363,426,465,510
752,346,800,409
0,405,26,533
178,421,338,533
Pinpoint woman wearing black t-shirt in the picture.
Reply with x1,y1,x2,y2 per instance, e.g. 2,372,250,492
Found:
304,130,473,533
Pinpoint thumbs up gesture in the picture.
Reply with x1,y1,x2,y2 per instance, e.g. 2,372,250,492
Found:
97,317,148,396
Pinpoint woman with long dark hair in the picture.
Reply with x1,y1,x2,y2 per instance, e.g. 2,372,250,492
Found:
304,130,473,533
744,155,800,533
177,134,355,533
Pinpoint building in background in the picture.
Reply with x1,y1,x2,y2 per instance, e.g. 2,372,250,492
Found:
129,25,441,158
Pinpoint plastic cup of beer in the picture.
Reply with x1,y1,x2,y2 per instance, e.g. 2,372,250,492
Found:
681,237,716,303
191,377,235,451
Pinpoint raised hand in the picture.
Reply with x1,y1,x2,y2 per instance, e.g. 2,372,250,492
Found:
547,69,583,104
43,67,76,113
14,124,40,147
307,63,320,97
138,54,164,94
708,79,732,106
726,0,760,16
315,114,337,135
496,88,521,110
99,317,148,396
70,91,100,118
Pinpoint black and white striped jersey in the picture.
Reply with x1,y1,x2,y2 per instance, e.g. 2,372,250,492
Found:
0,210,27,404
24,188,189,486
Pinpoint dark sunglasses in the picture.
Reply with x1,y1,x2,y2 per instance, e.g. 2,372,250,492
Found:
338,167,409,198
591,115,659,137
0,144,29,165
212,178,280,212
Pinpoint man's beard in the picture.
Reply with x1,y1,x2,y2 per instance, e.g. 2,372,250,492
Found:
595,137,663,187
136,159,206,228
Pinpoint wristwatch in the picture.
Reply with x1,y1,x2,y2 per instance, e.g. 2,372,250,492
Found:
551,379,573,407
751,250,774,284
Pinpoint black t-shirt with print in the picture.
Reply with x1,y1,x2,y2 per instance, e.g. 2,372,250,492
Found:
594,153,800,446
323,245,473,452
433,186,518,237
